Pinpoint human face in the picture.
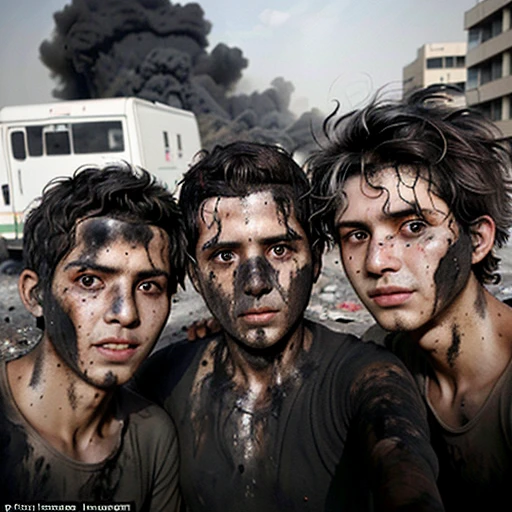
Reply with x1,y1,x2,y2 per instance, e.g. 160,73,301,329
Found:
336,168,473,332
192,190,316,350
45,217,172,388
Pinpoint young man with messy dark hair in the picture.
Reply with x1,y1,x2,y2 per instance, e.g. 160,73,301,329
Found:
308,86,512,511
0,164,185,509
134,141,444,511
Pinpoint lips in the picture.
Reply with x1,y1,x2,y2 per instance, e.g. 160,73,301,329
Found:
239,308,279,325
368,287,413,307
94,338,139,362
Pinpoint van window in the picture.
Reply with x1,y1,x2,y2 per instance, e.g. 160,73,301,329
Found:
72,121,124,154
11,131,26,160
27,126,44,156
46,131,71,155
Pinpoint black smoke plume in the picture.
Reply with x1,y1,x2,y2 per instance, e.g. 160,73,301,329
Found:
39,0,323,155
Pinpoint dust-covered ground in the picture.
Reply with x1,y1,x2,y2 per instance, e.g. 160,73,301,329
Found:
1,243,512,359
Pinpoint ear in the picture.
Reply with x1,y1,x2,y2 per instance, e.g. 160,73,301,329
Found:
469,216,495,265
18,269,43,318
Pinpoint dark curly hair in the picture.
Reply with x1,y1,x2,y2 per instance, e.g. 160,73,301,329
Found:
23,163,187,295
179,141,324,263
308,86,512,284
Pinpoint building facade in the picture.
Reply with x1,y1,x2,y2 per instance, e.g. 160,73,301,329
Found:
403,42,467,95
465,0,512,136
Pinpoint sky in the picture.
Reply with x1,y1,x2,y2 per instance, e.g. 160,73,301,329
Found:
0,0,477,115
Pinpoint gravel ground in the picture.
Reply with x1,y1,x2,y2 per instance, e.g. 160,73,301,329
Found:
2,243,512,359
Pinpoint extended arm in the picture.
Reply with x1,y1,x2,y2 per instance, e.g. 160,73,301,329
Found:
352,360,444,511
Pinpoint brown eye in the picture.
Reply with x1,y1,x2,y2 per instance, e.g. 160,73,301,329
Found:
213,250,234,263
271,244,289,258
403,220,427,237
79,275,98,288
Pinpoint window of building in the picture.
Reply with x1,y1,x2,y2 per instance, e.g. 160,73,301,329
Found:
467,68,478,90
445,56,454,68
72,121,124,154
468,27,481,50
481,11,503,43
456,56,465,68
427,57,443,69
479,98,502,122
492,57,503,81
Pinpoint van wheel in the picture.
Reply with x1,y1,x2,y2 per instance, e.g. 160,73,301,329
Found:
0,259,23,275
0,237,8,263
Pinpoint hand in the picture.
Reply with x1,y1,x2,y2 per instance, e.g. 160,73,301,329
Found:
187,317,221,341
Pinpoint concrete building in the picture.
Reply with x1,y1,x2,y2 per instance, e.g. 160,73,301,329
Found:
403,42,467,95
465,0,512,136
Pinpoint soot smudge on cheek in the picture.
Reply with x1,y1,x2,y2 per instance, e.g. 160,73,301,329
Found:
286,263,314,322
433,230,472,315
43,289,79,371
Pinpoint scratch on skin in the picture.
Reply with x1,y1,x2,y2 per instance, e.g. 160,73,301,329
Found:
446,324,461,368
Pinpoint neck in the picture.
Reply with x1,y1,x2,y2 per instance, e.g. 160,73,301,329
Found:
7,337,119,462
413,273,512,390
224,319,310,399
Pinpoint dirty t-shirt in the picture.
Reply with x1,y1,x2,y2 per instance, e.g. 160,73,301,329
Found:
135,320,440,512
0,360,181,511
387,333,512,511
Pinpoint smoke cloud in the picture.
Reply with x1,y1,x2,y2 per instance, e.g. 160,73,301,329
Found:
39,0,323,154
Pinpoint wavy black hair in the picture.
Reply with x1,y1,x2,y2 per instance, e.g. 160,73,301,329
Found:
308,86,512,284
179,141,323,263
23,163,186,295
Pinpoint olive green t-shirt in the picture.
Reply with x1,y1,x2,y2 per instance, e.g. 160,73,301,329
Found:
0,360,181,511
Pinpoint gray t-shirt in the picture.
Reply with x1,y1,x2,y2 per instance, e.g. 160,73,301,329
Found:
0,360,181,511
387,332,512,511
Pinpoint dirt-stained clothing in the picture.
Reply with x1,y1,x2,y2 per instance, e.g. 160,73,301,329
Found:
135,320,441,511
0,360,181,510
387,333,512,511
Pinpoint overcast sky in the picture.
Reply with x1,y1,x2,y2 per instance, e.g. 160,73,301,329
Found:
0,0,476,114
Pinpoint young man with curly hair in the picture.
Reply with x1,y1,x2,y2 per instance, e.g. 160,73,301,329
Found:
0,164,185,509
308,87,512,510
135,141,444,511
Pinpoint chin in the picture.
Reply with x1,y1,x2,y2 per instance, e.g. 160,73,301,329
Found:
372,312,424,333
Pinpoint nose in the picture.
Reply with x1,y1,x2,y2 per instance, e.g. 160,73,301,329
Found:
104,288,141,328
365,237,402,276
242,257,274,299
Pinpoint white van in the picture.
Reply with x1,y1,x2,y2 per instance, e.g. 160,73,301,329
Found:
0,97,201,255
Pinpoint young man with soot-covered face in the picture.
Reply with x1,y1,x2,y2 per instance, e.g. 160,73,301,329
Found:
0,165,185,509
308,86,512,511
134,141,445,511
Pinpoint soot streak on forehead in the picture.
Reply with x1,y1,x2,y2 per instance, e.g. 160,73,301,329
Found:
272,191,301,241
433,230,472,315
80,217,155,266
201,197,223,251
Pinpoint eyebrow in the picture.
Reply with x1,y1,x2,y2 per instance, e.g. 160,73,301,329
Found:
200,232,303,252
64,260,170,280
